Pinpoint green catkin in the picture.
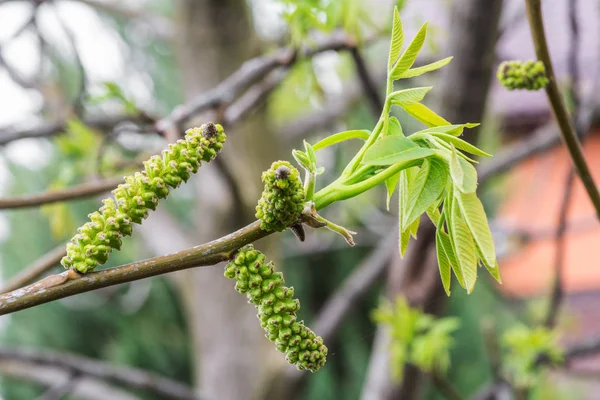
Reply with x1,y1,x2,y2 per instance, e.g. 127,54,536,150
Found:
497,60,549,91
61,123,226,274
225,245,327,372
255,161,305,232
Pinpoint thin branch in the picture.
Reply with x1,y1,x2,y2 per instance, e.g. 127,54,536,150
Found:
74,0,174,39
0,347,202,400
0,31,363,145
35,372,81,400
525,0,600,220
0,114,149,146
155,30,362,135
313,231,396,344
0,177,123,210
349,47,384,115
0,220,268,315
545,0,585,329
1,244,66,293
430,371,464,400
544,165,574,328
51,2,87,115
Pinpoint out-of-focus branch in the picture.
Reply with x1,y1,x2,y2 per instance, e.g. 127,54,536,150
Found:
51,2,87,115
314,231,396,344
0,220,269,315
349,47,384,115
36,372,81,400
74,0,174,39
1,244,66,293
0,115,149,146
0,360,137,400
0,177,123,210
545,0,584,329
0,31,366,145
0,347,202,400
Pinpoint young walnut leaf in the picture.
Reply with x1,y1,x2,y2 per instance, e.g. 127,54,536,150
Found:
388,6,404,71
362,135,434,166
411,123,480,138
455,190,497,270
389,87,432,106
312,129,370,151
431,133,491,157
386,116,404,136
449,146,478,193
402,103,450,127
398,168,417,256
435,230,452,296
449,200,478,293
396,57,453,79
426,201,442,226
386,173,400,211
390,22,428,80
403,157,447,228
437,228,465,289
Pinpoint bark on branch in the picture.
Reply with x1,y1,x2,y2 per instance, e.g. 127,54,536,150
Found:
0,220,269,315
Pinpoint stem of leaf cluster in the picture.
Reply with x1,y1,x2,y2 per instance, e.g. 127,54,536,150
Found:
525,0,600,220
342,101,390,177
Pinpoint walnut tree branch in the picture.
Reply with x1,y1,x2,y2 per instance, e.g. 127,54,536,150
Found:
0,220,269,315
525,0,600,220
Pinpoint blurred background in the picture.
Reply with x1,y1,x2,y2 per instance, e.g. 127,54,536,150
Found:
0,0,599,399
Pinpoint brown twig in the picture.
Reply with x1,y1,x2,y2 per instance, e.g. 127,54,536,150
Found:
525,0,600,220
0,220,268,315
0,347,202,400
1,244,66,293
431,371,464,400
0,31,364,145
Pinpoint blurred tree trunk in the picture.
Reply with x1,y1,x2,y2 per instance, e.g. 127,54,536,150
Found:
171,1,282,399
361,0,503,399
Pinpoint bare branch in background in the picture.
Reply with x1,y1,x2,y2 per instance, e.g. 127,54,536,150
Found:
1,244,66,293
0,360,137,400
74,0,174,39
0,347,203,400
349,47,384,115
35,372,81,400
51,2,87,115
0,177,123,210
0,31,367,146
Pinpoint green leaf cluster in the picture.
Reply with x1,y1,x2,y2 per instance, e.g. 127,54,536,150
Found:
289,7,499,295
501,324,564,388
372,296,459,381
274,0,380,44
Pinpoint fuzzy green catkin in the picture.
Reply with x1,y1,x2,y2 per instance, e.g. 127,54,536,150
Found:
497,60,549,91
225,245,327,372
61,123,226,274
255,161,305,232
